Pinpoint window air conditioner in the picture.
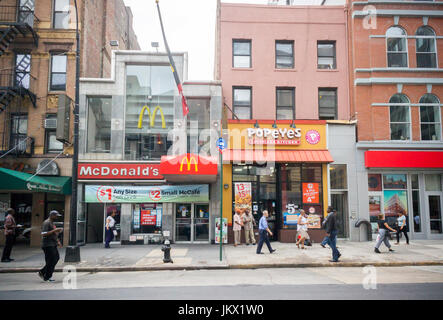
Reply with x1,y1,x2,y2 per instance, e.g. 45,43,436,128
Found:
44,118,57,129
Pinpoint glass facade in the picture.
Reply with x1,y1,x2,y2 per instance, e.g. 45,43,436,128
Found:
87,97,112,153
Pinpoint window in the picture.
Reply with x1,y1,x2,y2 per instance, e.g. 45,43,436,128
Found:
50,54,67,91
330,164,347,190
233,40,251,68
276,88,295,120
416,26,437,68
18,0,35,26
45,114,63,153
233,87,252,119
411,174,421,233
15,54,31,89
386,26,408,67
389,93,410,140
275,41,294,69
317,41,336,69
187,99,210,154
87,97,112,153
53,0,70,29
318,88,337,120
10,114,27,153
419,94,441,141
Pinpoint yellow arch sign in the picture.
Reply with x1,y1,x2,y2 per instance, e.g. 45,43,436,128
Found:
137,105,166,129
180,156,198,172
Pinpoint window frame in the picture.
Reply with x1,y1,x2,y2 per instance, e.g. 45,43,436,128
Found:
419,94,441,141
14,53,31,89
49,53,67,91
52,0,70,29
232,39,252,69
318,87,338,120
386,26,409,68
276,87,295,120
232,86,252,120
389,94,411,141
275,40,294,69
415,26,438,69
9,113,28,151
317,40,337,70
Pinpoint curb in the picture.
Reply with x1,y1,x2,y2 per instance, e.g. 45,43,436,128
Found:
1,261,442,273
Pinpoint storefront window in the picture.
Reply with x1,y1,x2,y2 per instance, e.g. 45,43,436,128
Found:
125,65,175,160
281,164,302,229
132,203,162,234
425,174,442,191
330,164,347,189
383,174,407,189
87,97,112,153
369,196,382,233
187,98,210,154
411,174,421,233
383,174,408,226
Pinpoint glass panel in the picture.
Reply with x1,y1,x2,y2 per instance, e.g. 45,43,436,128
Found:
319,89,337,120
12,115,28,135
390,106,409,122
176,204,192,241
276,107,293,120
369,196,381,233
52,55,67,72
421,123,441,141
233,41,250,55
234,88,251,105
187,99,210,154
330,164,347,189
87,97,112,153
234,56,251,68
331,193,347,238
317,43,335,57
429,196,442,234
387,37,406,52
389,94,409,104
281,164,301,230
420,105,439,123
233,106,251,120
276,56,293,68
388,53,408,67
419,94,439,104
425,174,442,191
416,26,435,37
302,164,322,182
50,74,66,91
54,12,69,29
55,0,70,11
194,204,209,241
417,53,437,68
132,203,161,235
276,42,293,55
386,27,406,37
412,190,421,232
383,174,407,189
390,123,410,140
384,190,408,226
318,57,335,69
411,174,419,189
277,89,293,107
416,38,435,53
48,131,63,151
368,174,382,191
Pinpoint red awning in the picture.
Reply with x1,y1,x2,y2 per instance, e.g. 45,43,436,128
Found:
160,153,218,183
365,151,443,168
223,149,333,163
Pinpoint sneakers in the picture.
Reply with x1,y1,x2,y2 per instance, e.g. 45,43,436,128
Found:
270,249,276,253
321,244,326,248
374,248,381,253
38,271,44,281
389,248,395,252
45,278,55,282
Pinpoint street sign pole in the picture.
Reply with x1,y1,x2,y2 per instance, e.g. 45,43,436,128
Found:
216,137,226,262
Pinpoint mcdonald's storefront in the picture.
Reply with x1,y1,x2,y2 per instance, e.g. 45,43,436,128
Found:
222,120,334,243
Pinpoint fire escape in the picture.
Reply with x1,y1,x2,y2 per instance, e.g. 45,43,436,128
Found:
0,2,38,156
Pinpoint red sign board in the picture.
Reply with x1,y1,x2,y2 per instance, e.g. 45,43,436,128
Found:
141,210,156,226
78,163,163,180
303,183,319,204
160,153,218,176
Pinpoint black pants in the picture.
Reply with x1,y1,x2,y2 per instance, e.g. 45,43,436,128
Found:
256,230,273,253
40,246,59,280
396,227,409,244
1,234,15,261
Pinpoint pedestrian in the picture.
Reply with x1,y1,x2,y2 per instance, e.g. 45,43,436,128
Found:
38,210,63,282
233,210,243,247
295,210,310,250
324,209,341,262
320,206,334,248
1,208,17,263
395,212,409,245
242,209,256,245
374,213,396,253
256,210,276,254
105,209,117,248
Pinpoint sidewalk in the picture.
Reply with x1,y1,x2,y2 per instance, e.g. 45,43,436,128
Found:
1,240,442,273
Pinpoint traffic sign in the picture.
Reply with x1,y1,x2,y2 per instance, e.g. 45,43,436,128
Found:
216,138,226,152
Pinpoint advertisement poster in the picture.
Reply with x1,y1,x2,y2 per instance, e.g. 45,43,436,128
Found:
307,215,321,229
85,185,209,203
303,183,319,204
384,190,408,217
141,209,156,226
215,218,228,244
383,174,407,190
283,203,299,226
368,174,382,191
234,182,252,215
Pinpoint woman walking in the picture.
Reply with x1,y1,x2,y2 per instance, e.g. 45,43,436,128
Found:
395,212,409,245
296,210,309,250
374,213,397,253
105,210,116,248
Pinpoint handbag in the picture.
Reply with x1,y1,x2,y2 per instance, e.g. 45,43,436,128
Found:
113,229,118,237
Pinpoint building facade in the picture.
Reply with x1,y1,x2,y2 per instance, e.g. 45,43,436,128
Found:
348,0,443,240
78,51,222,245
216,1,359,242
0,0,139,247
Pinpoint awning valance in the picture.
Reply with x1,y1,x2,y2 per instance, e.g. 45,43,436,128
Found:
223,149,333,163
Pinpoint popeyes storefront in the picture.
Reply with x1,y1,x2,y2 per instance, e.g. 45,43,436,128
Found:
222,120,333,243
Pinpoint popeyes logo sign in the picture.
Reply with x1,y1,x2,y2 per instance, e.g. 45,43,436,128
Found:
247,127,302,145
79,163,163,180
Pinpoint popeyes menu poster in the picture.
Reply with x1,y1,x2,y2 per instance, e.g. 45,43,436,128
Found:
303,183,319,204
234,183,252,215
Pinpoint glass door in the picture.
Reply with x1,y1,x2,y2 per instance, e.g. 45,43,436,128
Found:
331,192,348,238
176,204,192,242
428,195,442,234
194,204,210,242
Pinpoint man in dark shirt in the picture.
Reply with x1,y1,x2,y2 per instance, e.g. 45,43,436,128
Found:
325,210,341,262
1,208,17,262
39,210,63,282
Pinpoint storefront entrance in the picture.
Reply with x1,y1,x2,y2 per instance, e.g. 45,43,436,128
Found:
427,194,442,235
175,203,209,243
331,192,348,238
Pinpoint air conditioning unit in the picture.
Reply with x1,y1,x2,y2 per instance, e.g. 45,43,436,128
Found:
44,118,57,129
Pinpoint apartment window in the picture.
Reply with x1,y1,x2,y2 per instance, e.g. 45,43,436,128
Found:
419,94,441,141
416,26,437,68
318,88,337,120
50,54,67,91
15,54,31,89
386,26,408,67
275,41,294,69
233,40,251,68
45,115,63,153
53,0,70,29
317,41,336,69
276,88,295,120
233,87,252,119
389,93,410,140
10,114,27,153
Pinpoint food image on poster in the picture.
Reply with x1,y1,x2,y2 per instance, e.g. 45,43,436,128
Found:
234,182,252,215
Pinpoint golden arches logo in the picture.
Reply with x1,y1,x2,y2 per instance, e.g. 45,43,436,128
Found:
180,156,198,172
137,105,166,129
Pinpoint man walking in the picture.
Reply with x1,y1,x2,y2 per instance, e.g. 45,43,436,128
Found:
256,210,276,254
1,208,17,263
325,209,341,262
38,210,63,282
242,209,256,245
320,206,334,248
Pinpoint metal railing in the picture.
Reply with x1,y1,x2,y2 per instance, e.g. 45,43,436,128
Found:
0,6,39,27
0,69,32,89
0,134,34,157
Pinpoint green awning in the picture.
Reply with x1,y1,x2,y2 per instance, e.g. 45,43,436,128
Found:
0,168,72,195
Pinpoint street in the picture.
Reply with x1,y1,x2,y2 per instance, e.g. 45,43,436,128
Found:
1,266,443,300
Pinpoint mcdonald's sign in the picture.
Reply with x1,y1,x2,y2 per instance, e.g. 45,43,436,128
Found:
160,153,218,182
180,155,198,172
138,105,166,129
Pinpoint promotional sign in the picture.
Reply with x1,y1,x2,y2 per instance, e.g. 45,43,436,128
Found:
78,163,163,180
141,209,156,226
303,183,319,204
234,182,252,215
215,218,228,244
384,190,408,217
85,185,209,203
307,214,321,229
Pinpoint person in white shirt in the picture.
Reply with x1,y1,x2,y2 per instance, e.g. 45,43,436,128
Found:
296,210,310,250
395,212,409,245
233,210,243,247
105,210,116,248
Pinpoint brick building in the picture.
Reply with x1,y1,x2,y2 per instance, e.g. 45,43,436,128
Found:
0,0,140,248
348,0,443,239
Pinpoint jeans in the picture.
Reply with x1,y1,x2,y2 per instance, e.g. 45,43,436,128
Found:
375,229,391,249
321,236,329,247
396,227,409,244
1,234,15,261
105,228,114,248
256,230,273,253
326,230,340,261
40,246,59,280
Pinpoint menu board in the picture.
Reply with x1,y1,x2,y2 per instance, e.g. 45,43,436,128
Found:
234,182,252,215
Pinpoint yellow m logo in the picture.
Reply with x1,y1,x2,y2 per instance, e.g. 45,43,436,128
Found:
180,156,198,172
137,105,166,129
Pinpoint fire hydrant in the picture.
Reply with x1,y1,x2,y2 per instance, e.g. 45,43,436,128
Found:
161,239,173,263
